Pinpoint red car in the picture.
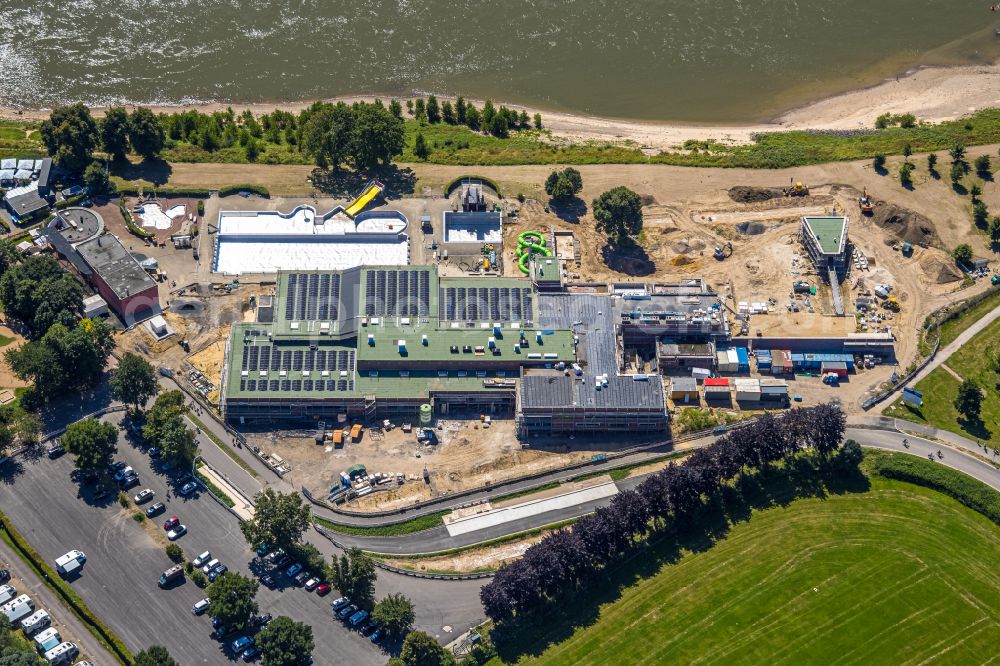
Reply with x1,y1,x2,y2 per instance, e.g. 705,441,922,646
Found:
316,583,332,596
163,516,180,530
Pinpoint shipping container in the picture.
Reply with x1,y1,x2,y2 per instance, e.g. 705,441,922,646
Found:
350,424,363,442
821,361,849,378
736,347,750,372
332,430,343,446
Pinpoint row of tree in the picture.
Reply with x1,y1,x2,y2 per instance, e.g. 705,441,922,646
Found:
299,100,405,170
40,103,166,173
479,404,852,624
408,95,540,138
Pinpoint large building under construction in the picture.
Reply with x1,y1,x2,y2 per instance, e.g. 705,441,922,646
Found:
219,266,735,436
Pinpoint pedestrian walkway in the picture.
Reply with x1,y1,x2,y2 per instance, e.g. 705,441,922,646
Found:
199,463,255,520
912,296,1000,385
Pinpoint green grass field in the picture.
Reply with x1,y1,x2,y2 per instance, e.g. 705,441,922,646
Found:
885,310,1000,444
937,288,1000,348
313,510,447,537
512,466,1000,665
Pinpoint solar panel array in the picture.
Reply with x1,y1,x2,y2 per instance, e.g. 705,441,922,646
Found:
239,378,354,393
439,286,533,321
284,272,341,321
241,345,355,376
365,269,431,317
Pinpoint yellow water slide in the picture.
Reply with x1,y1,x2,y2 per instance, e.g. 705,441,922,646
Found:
345,179,385,217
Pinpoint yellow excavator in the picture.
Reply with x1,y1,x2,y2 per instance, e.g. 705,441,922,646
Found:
783,181,809,197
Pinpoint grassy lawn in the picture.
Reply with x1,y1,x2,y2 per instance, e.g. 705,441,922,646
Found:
313,510,448,537
885,312,1000,444
508,459,1000,665
938,287,1000,347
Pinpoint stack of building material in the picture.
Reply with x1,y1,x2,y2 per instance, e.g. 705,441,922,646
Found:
734,378,761,404
704,377,731,403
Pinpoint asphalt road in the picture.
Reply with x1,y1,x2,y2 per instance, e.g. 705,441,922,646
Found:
0,412,390,665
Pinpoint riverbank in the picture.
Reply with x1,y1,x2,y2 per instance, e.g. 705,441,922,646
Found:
3,61,1000,152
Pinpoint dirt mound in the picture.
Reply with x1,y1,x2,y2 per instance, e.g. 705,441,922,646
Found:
736,220,767,235
728,186,781,203
671,238,707,254
671,255,695,266
871,201,939,246
919,254,963,284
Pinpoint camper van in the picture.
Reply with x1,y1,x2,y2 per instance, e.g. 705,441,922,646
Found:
43,641,78,665
54,550,86,576
34,627,61,654
158,565,184,588
0,584,16,605
20,609,50,635
1,594,35,623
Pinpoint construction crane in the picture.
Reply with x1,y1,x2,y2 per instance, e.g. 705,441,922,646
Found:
713,241,733,260
783,181,809,197
859,189,874,215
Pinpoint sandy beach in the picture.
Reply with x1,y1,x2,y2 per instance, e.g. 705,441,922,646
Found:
3,61,1000,153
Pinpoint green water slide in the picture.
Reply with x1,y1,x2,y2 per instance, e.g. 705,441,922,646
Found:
516,231,552,274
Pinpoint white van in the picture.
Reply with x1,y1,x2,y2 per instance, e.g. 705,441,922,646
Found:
1,594,34,623
0,584,16,605
34,627,61,653
200,558,220,574
43,641,78,665
54,550,86,576
20,609,51,635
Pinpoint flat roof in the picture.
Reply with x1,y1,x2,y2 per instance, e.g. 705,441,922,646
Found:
75,234,157,300
802,216,847,255
3,183,48,217
358,323,575,364
520,374,665,410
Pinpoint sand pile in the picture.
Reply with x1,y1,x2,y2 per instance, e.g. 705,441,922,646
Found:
728,186,780,203
671,238,707,254
671,255,695,266
737,220,767,235
919,254,963,284
871,201,939,246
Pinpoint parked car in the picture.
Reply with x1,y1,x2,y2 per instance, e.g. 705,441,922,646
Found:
167,524,187,541
260,574,275,588
231,636,254,653
304,577,320,592
0,569,9,584
201,559,220,574
370,627,383,643
242,645,261,662
110,461,127,474
145,502,165,518
331,597,351,611
294,571,309,586
255,543,272,558
133,489,155,504
113,466,133,482
360,619,377,637
316,583,331,596
148,447,162,458
251,613,272,629
192,598,210,615
208,564,228,582
179,481,198,496
348,610,369,627
163,516,180,530
46,444,65,459
192,551,212,568
337,604,357,621
119,473,139,489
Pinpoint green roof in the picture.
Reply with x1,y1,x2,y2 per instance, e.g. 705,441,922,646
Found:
357,323,574,364
802,216,847,255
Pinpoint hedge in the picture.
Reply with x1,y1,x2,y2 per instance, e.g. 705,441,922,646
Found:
119,201,153,239
116,186,211,198
870,450,1000,525
55,194,86,209
443,175,502,199
218,184,270,198
0,510,134,665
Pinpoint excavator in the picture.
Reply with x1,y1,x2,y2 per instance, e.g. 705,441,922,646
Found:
783,181,809,197
713,242,733,260
858,189,874,215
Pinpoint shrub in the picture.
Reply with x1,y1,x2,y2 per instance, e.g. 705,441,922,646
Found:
165,543,184,563
191,569,207,588
117,492,129,508
218,184,270,198
131,511,145,523
197,199,204,216
873,154,886,171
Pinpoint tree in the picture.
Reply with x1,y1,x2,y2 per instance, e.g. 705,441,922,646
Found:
413,132,430,161
441,101,455,124
256,616,314,666
62,418,117,473
245,139,260,162
240,488,311,552
128,108,166,159
544,167,583,202
465,105,480,131
952,243,973,267
902,143,912,163
973,200,989,229
426,96,441,124
300,103,354,170
927,152,938,174
971,183,983,200
898,162,913,188
400,631,452,666
872,154,886,171
389,99,403,118
100,107,131,160
414,99,426,123
0,255,83,337
205,572,259,629
82,162,113,195
371,593,415,640
976,154,992,178
481,100,496,128
989,216,1000,243
488,114,509,138
110,352,158,411
951,162,965,186
533,112,543,130
455,97,467,124
592,186,643,245
835,439,864,471
135,645,179,666
330,547,377,611
141,390,187,442
7,320,114,401
40,103,99,173
351,103,405,170
954,379,983,420
157,416,198,466
950,142,966,164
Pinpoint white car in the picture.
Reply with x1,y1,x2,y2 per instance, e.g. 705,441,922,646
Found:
166,525,187,540
192,551,212,568
304,577,320,591
179,481,198,496
191,598,210,615
133,489,155,504
113,466,134,482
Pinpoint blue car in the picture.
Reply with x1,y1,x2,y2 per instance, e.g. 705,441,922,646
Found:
242,645,261,662
370,627,383,643
231,636,254,653
256,543,272,558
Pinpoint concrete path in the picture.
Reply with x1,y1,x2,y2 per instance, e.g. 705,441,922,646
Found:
911,299,1000,385
939,363,963,382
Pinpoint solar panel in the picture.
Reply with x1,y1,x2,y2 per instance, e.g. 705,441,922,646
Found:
270,349,281,371
318,274,330,319
303,379,313,391
247,380,256,391
314,350,326,371
280,379,290,391
292,350,303,371
295,273,308,320
305,273,319,320
336,380,347,391
330,273,340,320
285,274,297,320
241,346,248,370
240,380,246,391
259,346,271,370
365,270,376,315
315,382,325,392
248,346,259,371
304,349,314,371
290,380,301,392
326,380,336,391
269,380,279,391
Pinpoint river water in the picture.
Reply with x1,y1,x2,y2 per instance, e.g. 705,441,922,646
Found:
1,0,997,122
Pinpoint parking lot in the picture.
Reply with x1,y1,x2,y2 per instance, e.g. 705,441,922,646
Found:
0,412,387,665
